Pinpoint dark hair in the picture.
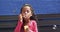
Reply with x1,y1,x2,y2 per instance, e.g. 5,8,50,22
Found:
20,4,37,21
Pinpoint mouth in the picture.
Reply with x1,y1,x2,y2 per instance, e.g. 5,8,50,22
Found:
23,15,27,18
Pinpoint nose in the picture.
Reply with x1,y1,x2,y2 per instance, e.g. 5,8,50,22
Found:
25,12,27,14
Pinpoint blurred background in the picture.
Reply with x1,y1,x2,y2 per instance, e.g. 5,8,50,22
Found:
0,0,60,32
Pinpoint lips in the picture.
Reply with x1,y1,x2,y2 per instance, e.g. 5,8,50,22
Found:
23,15,27,18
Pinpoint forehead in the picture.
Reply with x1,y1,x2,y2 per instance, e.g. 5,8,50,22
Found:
22,6,31,10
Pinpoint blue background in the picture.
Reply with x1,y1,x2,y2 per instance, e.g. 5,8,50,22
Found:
0,0,60,15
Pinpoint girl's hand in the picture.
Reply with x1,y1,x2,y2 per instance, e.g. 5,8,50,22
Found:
19,14,23,22
24,25,33,32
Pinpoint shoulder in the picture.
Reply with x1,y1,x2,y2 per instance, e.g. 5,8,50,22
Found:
30,20,37,24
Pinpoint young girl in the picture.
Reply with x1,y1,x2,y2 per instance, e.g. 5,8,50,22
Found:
14,4,38,32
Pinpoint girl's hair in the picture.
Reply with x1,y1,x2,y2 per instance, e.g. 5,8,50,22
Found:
20,4,37,21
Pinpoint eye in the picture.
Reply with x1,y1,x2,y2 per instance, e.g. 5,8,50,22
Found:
27,10,29,13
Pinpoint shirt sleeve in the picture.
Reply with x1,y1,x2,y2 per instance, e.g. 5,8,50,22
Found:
14,20,23,32
33,21,38,32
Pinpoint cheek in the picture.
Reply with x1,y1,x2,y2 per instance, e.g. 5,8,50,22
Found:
22,13,24,16
28,13,32,17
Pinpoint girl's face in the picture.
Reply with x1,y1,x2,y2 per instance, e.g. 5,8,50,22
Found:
22,6,32,19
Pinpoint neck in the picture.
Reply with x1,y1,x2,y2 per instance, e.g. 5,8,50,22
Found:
23,18,30,25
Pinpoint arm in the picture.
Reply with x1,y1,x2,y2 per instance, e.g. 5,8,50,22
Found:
14,20,23,32
14,14,23,32
33,21,38,32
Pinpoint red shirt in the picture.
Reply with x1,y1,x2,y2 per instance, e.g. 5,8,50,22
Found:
14,20,38,32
